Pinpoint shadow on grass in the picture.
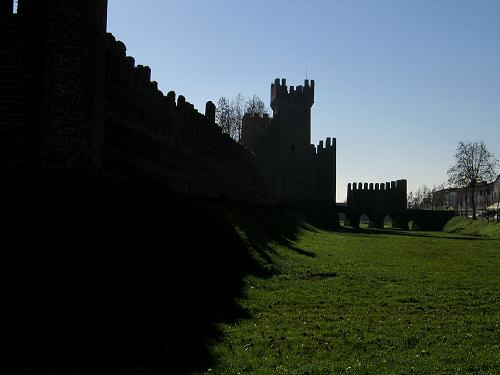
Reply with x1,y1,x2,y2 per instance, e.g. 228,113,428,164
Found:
223,203,312,262
333,225,488,241
2,171,304,374
285,241,317,257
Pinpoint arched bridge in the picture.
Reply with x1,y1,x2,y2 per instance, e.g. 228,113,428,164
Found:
337,180,457,231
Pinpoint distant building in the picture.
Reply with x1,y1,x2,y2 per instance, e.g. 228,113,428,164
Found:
432,174,500,216
491,175,500,212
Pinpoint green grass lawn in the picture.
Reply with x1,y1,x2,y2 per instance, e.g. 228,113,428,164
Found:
207,224,500,374
444,217,500,239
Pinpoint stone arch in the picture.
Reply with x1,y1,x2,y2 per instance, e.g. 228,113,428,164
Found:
338,211,348,227
383,214,393,228
391,213,410,230
359,213,371,228
409,219,421,231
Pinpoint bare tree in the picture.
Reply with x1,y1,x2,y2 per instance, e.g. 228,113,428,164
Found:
447,140,499,220
409,187,422,209
230,94,245,141
422,185,432,210
407,191,414,209
245,95,269,116
409,184,451,210
216,97,232,136
217,94,268,142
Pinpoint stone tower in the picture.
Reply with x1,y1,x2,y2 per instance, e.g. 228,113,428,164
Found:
269,79,316,208
241,78,336,223
271,78,314,147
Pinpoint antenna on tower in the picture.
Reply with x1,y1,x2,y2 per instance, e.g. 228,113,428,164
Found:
306,66,308,80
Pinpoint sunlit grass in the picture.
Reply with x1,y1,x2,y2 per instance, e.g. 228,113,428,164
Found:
209,225,500,374
444,216,500,239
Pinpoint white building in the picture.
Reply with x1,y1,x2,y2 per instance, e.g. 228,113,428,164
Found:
488,174,500,212
432,174,500,216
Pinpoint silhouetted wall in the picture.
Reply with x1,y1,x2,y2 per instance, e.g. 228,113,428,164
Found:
102,33,272,203
339,180,408,228
339,180,456,230
0,0,274,205
347,180,407,213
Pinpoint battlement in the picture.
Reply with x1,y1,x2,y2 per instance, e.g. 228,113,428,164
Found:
314,137,336,155
271,78,314,109
348,179,407,192
347,179,407,213
104,32,216,126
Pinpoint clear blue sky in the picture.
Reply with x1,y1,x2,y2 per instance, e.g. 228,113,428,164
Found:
108,0,500,202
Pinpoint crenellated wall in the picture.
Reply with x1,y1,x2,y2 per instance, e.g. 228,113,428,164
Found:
0,0,274,205
347,179,407,213
339,179,408,228
339,179,457,230
101,33,272,203
310,137,336,223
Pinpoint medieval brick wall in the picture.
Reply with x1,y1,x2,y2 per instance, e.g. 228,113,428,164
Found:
0,0,274,205
102,33,273,204
0,5,32,168
0,0,108,171
36,0,107,170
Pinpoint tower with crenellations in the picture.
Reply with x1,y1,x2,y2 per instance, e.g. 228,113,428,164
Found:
241,78,337,223
271,78,315,147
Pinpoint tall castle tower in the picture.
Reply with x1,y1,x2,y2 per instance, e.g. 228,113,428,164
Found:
271,78,314,148
241,78,336,223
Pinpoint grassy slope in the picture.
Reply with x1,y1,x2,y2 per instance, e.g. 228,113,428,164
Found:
3,172,499,373
444,216,500,239
209,222,500,374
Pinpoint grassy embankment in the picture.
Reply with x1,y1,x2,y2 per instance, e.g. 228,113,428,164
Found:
3,173,499,373
207,210,500,374
444,216,500,239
